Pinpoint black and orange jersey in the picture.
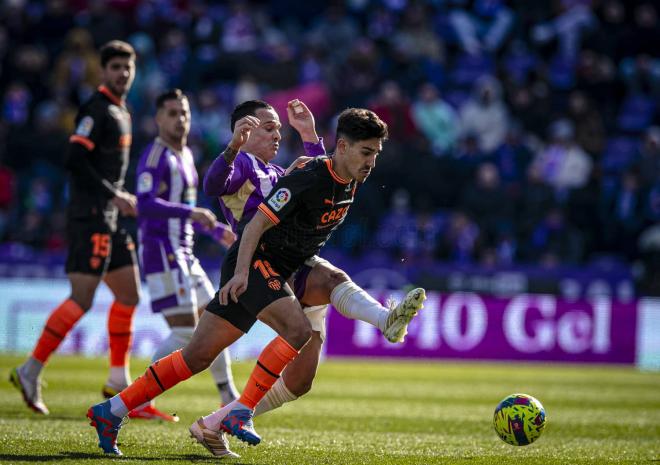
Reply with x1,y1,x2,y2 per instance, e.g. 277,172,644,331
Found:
257,156,357,275
66,85,132,229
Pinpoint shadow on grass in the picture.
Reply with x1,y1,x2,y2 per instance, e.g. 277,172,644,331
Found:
0,452,260,464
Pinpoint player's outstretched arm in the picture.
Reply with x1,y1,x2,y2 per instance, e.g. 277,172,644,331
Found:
287,99,320,144
219,210,274,305
204,115,260,196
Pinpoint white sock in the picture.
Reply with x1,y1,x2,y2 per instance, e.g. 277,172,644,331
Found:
253,377,298,417
109,395,129,418
19,357,43,381
107,366,130,390
201,399,243,431
152,326,193,362
209,349,239,405
330,281,388,331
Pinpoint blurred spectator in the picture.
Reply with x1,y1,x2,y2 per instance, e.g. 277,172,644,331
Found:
634,126,660,189
221,1,260,54
619,3,660,96
491,122,533,193
376,189,417,257
436,210,481,264
411,82,459,156
533,119,593,197
518,163,556,243
567,90,605,156
369,80,418,143
448,0,514,56
460,162,513,244
52,28,100,104
531,0,596,59
601,170,647,259
0,154,15,241
459,75,509,153
527,207,583,266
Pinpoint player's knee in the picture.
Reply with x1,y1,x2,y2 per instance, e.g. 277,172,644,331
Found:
116,292,139,307
181,346,213,374
286,321,313,350
69,294,93,312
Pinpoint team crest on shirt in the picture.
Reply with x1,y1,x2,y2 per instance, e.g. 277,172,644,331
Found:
137,172,153,193
75,116,94,137
267,188,291,212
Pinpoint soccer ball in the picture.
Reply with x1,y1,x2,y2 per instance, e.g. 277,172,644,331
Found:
493,393,546,446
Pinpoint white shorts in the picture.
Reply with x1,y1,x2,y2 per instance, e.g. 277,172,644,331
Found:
146,255,214,315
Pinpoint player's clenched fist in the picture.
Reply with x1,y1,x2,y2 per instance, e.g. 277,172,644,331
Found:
229,115,260,151
219,271,248,305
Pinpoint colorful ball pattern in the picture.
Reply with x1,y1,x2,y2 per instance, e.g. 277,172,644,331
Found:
493,393,546,446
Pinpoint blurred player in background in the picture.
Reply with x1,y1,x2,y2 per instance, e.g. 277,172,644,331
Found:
10,41,140,414
87,106,425,457
132,89,238,422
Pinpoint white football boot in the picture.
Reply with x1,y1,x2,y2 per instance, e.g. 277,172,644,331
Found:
190,418,240,458
383,288,426,343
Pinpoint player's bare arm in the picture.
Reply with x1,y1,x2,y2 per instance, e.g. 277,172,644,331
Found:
219,210,274,305
112,191,137,217
189,207,216,230
285,156,313,175
286,99,319,143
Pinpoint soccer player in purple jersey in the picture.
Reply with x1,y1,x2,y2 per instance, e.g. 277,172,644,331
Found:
131,89,239,424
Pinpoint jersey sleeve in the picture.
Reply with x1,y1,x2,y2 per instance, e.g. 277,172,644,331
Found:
136,147,192,219
257,169,316,225
203,152,248,196
69,104,103,151
65,105,119,199
303,137,326,157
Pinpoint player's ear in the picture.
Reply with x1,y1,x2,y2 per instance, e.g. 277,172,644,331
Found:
336,137,347,155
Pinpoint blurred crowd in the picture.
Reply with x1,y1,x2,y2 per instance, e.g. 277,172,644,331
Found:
1,0,660,287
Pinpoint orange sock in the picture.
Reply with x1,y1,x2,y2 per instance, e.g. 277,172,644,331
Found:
239,336,299,409
118,350,192,411
107,301,136,367
32,299,85,364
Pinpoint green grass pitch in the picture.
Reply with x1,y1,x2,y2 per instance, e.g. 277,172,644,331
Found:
1,354,659,464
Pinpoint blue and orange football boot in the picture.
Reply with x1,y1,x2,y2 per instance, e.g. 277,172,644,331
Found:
220,406,261,445
87,401,124,456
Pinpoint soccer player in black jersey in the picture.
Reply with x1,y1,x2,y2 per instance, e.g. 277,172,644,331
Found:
11,40,141,415
88,107,426,455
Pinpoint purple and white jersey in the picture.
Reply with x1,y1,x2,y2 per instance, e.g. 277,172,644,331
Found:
136,137,198,272
203,139,325,233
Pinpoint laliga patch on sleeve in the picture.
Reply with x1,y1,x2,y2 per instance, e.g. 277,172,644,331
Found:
137,172,153,193
75,116,94,137
267,188,291,211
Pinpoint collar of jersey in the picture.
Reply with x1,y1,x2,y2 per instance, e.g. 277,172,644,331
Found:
324,158,350,184
98,85,124,107
156,137,184,155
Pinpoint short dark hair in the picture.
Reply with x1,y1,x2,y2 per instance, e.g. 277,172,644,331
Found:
156,88,187,109
336,108,388,143
230,100,273,131
100,40,136,67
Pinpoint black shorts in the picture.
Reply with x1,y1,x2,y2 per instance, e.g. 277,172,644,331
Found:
65,219,137,276
205,244,293,333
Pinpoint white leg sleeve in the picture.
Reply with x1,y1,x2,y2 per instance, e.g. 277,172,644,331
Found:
254,377,298,417
152,326,194,362
330,281,388,332
209,349,239,405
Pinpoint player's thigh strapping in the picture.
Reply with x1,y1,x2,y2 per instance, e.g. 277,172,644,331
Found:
291,255,330,340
